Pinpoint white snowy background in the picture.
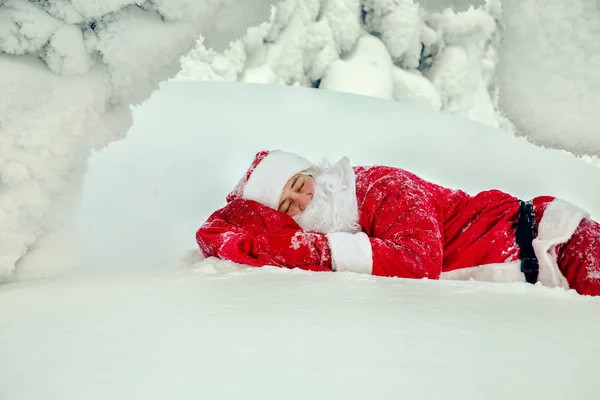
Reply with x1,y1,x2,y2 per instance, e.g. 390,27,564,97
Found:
1,0,600,398
176,0,600,158
4,81,600,400
0,0,279,278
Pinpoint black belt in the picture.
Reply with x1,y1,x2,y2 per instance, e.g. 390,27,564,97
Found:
516,200,539,284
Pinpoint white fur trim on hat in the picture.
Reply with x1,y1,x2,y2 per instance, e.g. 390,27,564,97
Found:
242,150,314,210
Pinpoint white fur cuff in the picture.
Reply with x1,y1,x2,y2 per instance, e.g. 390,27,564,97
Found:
326,231,373,274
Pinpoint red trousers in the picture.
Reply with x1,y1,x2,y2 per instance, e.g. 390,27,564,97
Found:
557,218,600,296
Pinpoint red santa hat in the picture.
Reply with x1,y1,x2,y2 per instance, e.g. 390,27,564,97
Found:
226,150,315,209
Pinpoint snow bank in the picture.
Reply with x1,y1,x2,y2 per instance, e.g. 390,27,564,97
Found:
176,0,507,128
2,263,599,400
74,81,600,273
0,0,277,279
2,78,600,400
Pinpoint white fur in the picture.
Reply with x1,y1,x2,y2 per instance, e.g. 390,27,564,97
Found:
293,156,372,273
533,198,590,288
293,157,361,234
440,261,523,282
327,231,373,274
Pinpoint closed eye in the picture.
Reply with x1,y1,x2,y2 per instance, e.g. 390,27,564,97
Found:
278,200,287,213
290,176,300,191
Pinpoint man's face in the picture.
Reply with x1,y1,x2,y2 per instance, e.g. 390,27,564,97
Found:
277,174,315,217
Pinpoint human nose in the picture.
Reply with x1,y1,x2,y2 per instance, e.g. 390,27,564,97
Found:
294,193,311,210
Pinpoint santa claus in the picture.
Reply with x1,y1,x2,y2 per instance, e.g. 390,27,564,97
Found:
196,150,600,296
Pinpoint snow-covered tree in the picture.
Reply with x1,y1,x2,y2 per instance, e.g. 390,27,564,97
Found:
0,0,278,278
497,0,600,156
176,0,511,128
177,0,600,154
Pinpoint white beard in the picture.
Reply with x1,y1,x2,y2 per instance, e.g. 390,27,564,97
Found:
293,157,361,234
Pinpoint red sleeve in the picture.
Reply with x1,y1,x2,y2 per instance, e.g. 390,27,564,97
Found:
328,168,444,279
368,185,444,279
196,199,332,272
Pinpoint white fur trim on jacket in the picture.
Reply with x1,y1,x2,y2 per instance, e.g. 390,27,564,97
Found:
327,231,373,274
243,150,314,210
440,198,589,288
440,260,523,282
533,198,590,288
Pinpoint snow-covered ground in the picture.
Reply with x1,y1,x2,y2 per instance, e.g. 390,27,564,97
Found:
3,264,600,400
2,81,600,399
2,1,600,398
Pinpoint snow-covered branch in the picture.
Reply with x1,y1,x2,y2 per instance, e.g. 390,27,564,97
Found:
0,0,276,278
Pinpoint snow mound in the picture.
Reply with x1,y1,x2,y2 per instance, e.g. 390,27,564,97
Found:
320,34,395,100
72,81,599,274
1,255,599,399
2,79,600,400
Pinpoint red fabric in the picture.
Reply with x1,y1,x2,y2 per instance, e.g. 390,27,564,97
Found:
196,199,332,272
226,150,270,203
197,164,532,278
531,196,554,229
440,189,521,271
556,218,600,296
353,166,526,277
354,166,445,279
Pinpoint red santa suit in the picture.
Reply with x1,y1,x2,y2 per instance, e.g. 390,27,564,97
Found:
197,150,600,296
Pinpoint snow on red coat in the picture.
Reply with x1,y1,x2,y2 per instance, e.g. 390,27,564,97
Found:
197,163,590,288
